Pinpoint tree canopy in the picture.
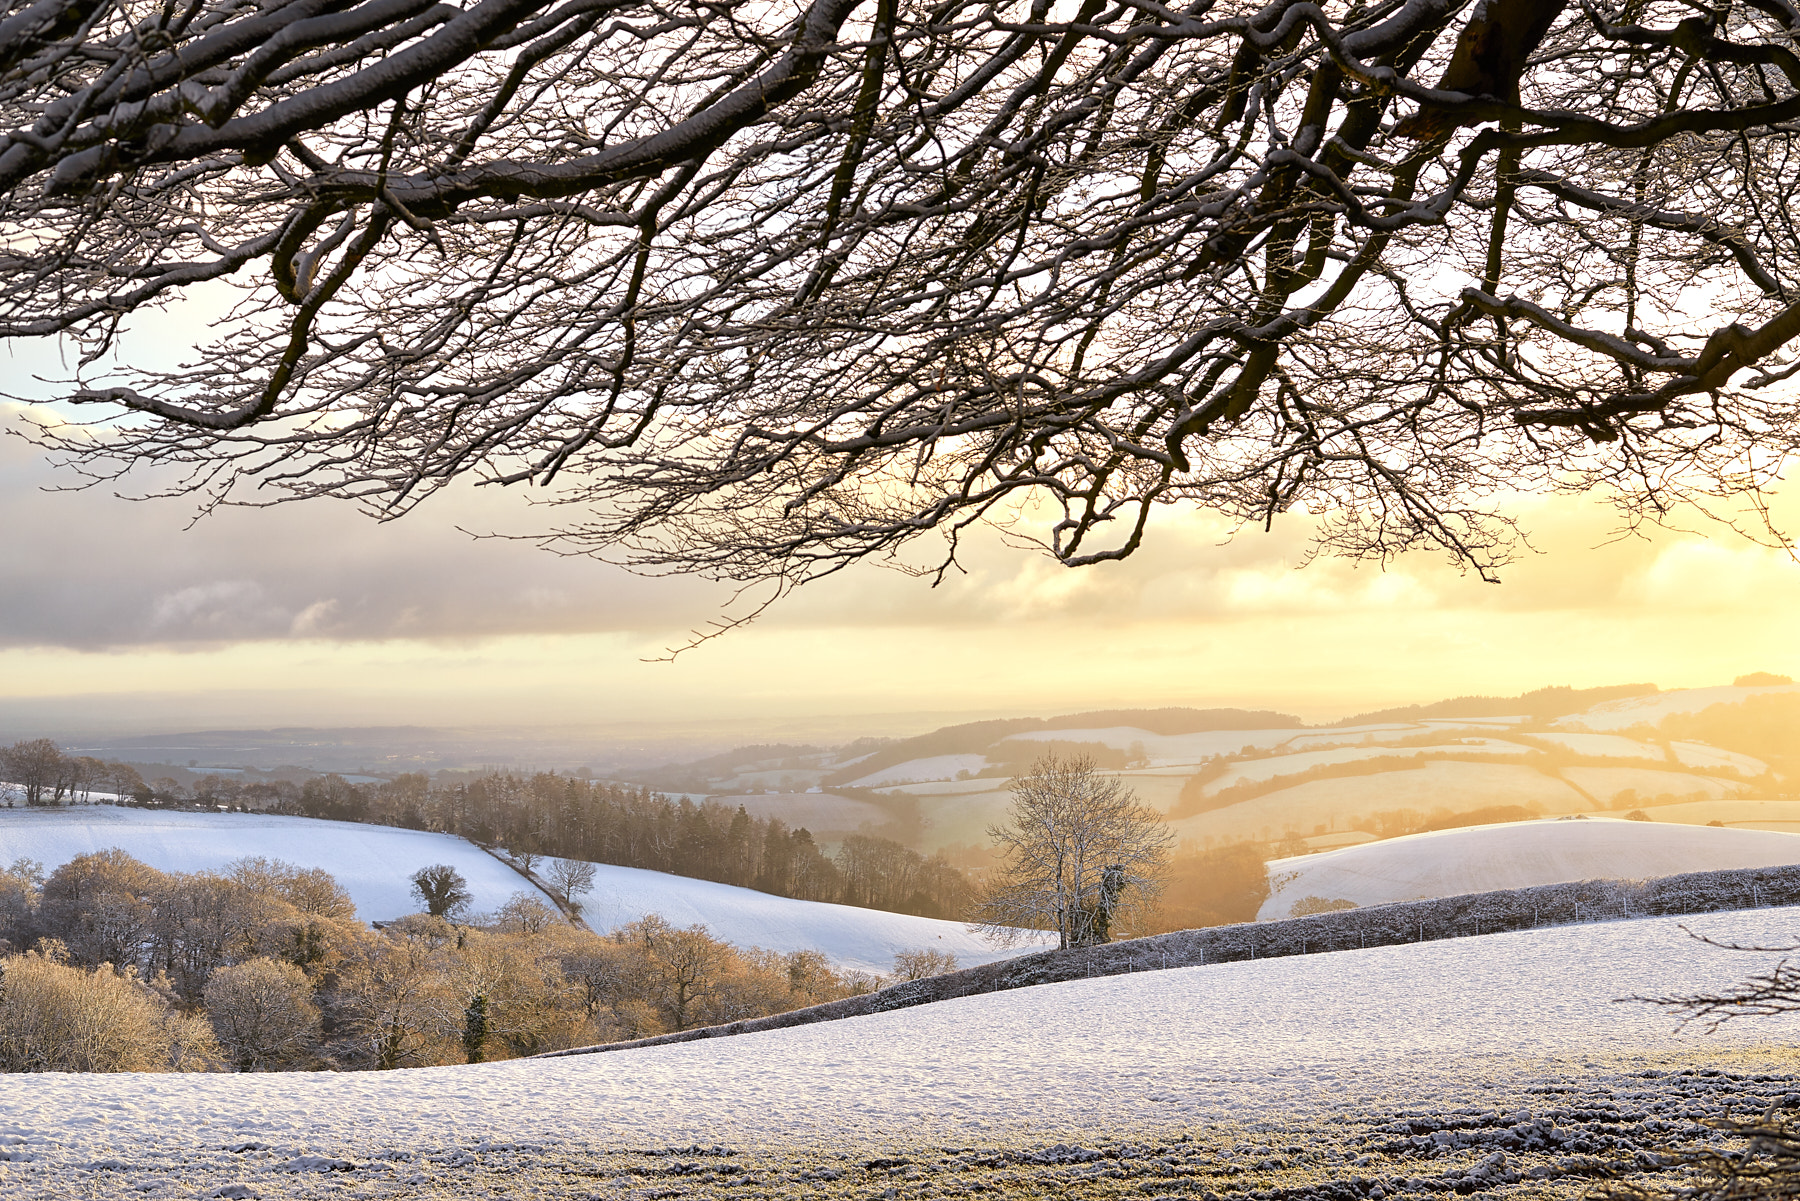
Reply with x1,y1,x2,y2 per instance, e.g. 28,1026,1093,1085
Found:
7,0,1800,586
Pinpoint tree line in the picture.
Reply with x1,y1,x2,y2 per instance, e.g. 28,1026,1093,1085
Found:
0,851,957,1073
0,742,977,921
0,739,149,808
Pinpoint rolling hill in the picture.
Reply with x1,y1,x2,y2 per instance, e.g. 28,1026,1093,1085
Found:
1259,818,1800,919
0,808,1043,971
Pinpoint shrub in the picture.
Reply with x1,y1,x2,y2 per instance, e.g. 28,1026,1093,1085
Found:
0,946,213,1072
1290,896,1358,917
893,948,959,981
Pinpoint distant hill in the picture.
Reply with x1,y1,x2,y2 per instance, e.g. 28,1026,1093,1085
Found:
1040,708,1302,736
823,708,1301,786
1334,683,1658,727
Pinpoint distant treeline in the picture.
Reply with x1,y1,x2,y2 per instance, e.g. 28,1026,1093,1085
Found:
0,739,152,807
0,742,976,921
1333,683,1659,726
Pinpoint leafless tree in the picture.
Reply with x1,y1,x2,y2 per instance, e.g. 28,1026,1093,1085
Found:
493,891,559,934
0,741,68,807
545,858,598,910
203,956,321,1071
977,754,1171,948
892,946,958,980
8,1,1800,595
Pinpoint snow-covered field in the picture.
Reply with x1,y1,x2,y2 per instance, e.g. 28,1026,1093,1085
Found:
1560,765,1746,805
1670,740,1769,774
551,857,1048,972
1560,683,1799,730
1530,731,1667,759
0,807,530,921
1190,742,1533,801
1168,760,1589,845
1261,817,1800,918
846,753,989,787
0,808,1037,971
999,726,1307,766
4,906,1800,1198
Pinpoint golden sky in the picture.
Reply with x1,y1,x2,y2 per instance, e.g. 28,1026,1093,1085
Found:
2,392,1796,737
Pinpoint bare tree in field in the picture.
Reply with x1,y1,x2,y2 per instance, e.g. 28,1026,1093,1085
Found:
10,1,1800,598
545,859,598,912
978,755,1171,949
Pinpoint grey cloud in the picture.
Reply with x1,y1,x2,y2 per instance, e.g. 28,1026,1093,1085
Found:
0,419,715,649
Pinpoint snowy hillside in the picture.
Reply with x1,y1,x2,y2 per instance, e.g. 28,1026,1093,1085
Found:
3,904,1798,1196
1261,817,1800,919
546,856,1048,972
0,807,528,921
0,808,1040,971
1560,683,1800,730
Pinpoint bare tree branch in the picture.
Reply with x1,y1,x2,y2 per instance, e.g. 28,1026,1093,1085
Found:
6,0,1800,588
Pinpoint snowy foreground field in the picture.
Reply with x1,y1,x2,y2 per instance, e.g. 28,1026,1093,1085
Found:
6,907,1800,1199
0,807,1034,971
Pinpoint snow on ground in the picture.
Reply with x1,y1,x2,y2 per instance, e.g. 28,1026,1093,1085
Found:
1260,817,1800,919
1278,720,1523,750
1560,765,1747,805
1169,761,1587,845
1529,732,1667,760
0,807,534,922
1191,742,1531,800
846,753,989,787
0,808,1042,971
1670,740,1769,774
5,905,1800,1181
1561,684,1800,730
998,726,1307,766
556,858,1049,972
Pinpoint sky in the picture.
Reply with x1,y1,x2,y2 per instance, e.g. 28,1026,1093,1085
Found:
4,382,1798,741
4,283,1799,742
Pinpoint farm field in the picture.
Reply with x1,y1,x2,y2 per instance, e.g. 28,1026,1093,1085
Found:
1559,766,1747,806
1558,683,1800,730
1166,761,1591,846
3,904,1798,1198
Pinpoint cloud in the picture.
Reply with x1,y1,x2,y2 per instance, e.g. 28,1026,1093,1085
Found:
9,392,1800,666
0,410,714,650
